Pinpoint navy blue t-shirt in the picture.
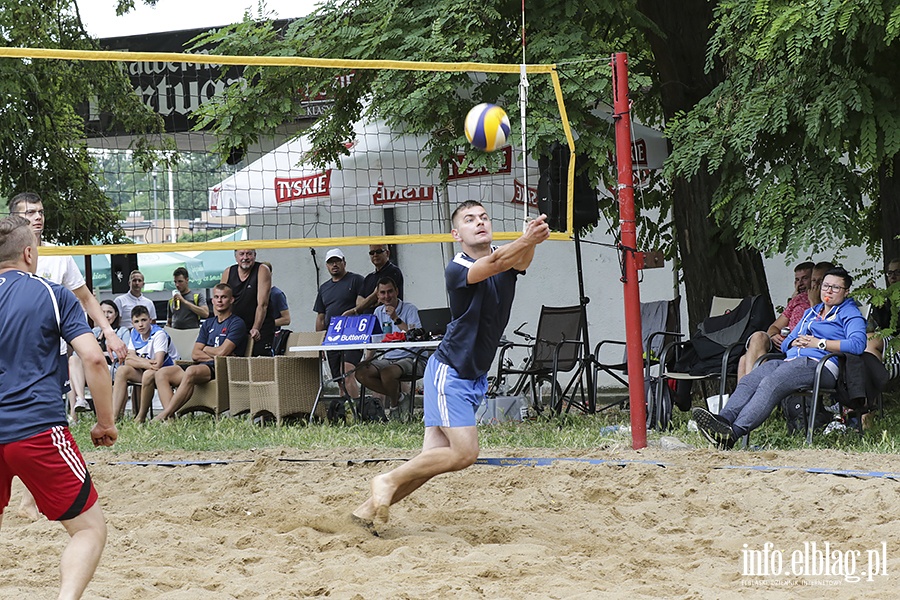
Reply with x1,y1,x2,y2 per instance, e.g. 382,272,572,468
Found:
196,313,248,359
434,250,521,380
0,270,92,444
313,272,365,321
361,262,405,313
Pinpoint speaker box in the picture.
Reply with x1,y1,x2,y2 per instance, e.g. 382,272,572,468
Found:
110,253,139,294
537,143,599,233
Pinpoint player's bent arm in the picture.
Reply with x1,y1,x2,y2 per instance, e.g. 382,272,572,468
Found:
466,237,539,284
466,216,549,284
69,332,117,444
191,342,211,362
315,313,326,332
149,351,167,370
124,350,149,369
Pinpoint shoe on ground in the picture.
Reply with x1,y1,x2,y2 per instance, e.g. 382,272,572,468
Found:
691,406,736,450
74,397,91,413
823,420,848,435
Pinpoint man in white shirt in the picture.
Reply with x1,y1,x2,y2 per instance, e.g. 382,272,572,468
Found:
10,193,128,363
114,270,157,324
8,192,128,521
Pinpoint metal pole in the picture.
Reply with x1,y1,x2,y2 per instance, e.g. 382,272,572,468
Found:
152,171,158,222
168,166,176,243
612,52,646,450
573,229,595,413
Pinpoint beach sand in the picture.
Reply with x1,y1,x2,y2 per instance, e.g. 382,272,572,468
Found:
3,445,898,599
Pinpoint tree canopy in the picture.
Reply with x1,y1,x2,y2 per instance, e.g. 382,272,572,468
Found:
0,0,162,244
667,0,900,263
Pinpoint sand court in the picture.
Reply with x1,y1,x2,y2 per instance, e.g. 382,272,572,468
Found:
2,447,898,599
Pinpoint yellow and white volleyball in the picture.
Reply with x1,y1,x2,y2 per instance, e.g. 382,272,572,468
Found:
464,103,511,152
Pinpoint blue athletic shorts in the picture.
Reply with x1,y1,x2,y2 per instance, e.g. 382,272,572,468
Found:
423,355,486,428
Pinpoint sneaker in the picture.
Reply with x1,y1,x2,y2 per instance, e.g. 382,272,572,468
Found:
823,420,848,435
74,397,91,413
691,407,736,450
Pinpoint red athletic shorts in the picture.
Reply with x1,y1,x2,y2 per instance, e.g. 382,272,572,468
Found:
0,426,98,521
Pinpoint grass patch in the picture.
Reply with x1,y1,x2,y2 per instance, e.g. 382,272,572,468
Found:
70,393,900,456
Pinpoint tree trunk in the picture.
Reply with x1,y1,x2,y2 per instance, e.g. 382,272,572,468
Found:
878,156,900,268
637,0,771,330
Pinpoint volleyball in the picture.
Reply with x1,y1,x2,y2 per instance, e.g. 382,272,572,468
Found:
464,103,511,152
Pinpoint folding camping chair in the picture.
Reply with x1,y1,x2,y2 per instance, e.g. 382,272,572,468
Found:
653,296,773,430
492,305,587,416
592,297,682,414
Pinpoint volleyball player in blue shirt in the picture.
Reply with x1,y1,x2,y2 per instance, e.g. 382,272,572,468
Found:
0,216,117,599
353,201,549,531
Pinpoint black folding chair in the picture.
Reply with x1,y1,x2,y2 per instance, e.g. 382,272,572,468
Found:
493,305,587,416
592,297,682,416
654,296,760,430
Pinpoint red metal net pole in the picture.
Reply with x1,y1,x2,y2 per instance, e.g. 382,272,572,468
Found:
612,52,647,449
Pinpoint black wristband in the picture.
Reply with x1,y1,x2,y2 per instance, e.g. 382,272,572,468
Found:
394,318,403,325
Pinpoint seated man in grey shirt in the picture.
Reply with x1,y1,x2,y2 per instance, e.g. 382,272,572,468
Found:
355,277,425,420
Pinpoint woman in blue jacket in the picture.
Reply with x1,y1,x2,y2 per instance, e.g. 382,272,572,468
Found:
693,267,867,448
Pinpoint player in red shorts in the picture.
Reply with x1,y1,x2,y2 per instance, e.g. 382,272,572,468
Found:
0,216,117,599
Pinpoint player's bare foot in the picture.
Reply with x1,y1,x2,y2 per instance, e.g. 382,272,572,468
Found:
349,513,379,537
370,474,393,525
16,496,40,521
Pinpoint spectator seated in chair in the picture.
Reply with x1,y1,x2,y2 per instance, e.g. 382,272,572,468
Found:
866,258,900,367
355,277,426,421
111,305,179,422
68,299,130,420
693,267,867,448
737,261,833,380
152,283,247,422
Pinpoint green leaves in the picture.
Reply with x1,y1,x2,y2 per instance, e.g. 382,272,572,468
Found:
0,0,164,244
668,0,900,259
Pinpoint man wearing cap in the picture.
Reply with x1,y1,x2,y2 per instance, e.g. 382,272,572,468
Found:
314,249,366,399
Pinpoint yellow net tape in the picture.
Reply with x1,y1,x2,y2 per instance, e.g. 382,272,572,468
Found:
0,47,575,255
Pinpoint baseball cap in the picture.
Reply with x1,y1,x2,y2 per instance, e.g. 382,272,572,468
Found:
325,248,345,262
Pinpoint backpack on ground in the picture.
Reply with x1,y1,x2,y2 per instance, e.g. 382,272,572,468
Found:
357,395,388,422
327,397,349,424
780,394,832,435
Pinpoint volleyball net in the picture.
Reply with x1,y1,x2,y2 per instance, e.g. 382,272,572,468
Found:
0,47,579,261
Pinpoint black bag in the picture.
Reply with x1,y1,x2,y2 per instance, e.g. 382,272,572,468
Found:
780,394,833,435
674,296,776,375
357,395,388,423
271,329,292,356
327,397,347,424
645,375,672,429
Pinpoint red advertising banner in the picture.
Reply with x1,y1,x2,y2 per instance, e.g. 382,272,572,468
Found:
274,171,332,203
